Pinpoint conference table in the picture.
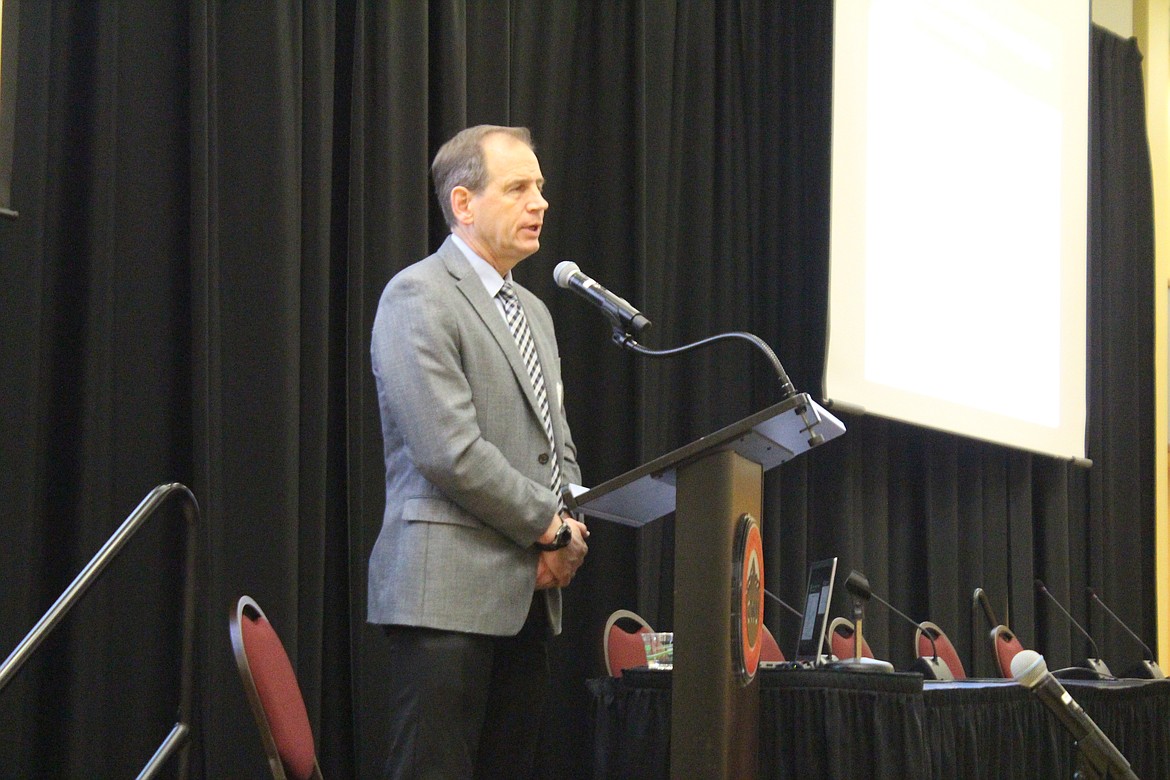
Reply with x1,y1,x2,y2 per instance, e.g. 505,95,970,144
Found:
587,667,1170,778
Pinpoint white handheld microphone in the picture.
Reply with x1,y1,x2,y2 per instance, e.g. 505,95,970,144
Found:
553,261,651,335
1011,650,1137,779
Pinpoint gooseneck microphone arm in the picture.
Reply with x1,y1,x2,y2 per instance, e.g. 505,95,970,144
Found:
763,588,804,620
1043,577,1104,668
865,587,954,679
867,590,937,660
553,261,799,401
1088,588,1154,661
1088,588,1165,679
616,330,799,400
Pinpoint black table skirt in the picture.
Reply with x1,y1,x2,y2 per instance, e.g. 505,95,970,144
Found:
587,669,1170,779
588,668,927,779
923,678,1170,779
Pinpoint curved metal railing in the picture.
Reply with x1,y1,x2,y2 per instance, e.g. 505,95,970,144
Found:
0,482,199,779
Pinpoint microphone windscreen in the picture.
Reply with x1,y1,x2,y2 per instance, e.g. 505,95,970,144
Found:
1011,649,1046,686
553,261,579,288
845,570,871,600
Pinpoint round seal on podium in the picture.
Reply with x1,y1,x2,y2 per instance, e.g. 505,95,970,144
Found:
731,512,764,684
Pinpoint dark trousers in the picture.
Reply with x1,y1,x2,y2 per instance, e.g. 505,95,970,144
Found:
381,596,551,780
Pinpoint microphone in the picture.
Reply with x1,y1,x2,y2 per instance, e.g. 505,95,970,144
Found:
553,262,651,336
1088,588,1165,679
1035,579,1112,677
822,570,892,673
554,261,802,401
865,589,954,681
763,588,803,621
844,570,871,603
1011,650,1138,780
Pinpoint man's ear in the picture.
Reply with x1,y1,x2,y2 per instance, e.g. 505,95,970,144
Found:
450,186,474,225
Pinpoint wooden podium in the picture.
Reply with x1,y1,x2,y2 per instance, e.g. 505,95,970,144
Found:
566,393,846,779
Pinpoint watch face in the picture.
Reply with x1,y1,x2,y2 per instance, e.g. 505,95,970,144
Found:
554,522,572,548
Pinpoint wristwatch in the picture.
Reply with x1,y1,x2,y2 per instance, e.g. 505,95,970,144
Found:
534,519,572,551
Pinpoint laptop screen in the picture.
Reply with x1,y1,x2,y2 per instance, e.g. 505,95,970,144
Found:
794,557,838,663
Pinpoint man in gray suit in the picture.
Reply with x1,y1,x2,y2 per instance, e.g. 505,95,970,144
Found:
369,125,589,779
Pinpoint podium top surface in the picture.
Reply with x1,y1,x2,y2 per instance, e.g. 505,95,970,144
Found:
565,393,845,527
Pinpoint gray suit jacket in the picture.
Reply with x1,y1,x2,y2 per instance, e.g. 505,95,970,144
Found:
368,236,581,636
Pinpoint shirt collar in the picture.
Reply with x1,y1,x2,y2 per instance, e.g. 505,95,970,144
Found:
451,234,512,298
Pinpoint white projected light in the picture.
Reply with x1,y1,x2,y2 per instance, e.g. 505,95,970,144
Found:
825,0,1088,460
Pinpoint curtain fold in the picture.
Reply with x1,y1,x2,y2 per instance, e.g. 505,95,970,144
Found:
189,3,341,776
1086,24,1157,663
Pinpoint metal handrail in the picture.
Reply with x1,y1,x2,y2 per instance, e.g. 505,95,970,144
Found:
0,482,199,780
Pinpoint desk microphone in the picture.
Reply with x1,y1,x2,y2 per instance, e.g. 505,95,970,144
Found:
822,571,893,673
1034,580,1112,678
865,589,953,680
1088,588,1165,679
1011,650,1138,780
845,571,870,663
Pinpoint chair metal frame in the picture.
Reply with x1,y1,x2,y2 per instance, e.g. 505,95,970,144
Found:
826,616,874,660
603,608,653,676
229,595,324,780
991,623,1026,679
915,620,967,680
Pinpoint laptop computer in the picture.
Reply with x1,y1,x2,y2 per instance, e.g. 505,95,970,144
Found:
792,557,838,666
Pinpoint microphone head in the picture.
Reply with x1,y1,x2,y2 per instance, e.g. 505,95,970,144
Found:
845,570,871,601
1034,579,1047,593
553,261,580,289
1011,649,1047,687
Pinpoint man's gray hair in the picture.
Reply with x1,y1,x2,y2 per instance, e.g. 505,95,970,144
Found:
431,125,533,229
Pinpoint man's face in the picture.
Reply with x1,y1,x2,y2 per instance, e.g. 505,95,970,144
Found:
461,133,548,273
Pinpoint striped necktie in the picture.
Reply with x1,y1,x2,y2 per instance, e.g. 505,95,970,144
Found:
497,281,563,507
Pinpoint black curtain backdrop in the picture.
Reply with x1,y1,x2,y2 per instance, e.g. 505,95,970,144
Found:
0,3,1154,777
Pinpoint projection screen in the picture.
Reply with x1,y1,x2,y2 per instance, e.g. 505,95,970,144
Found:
824,0,1090,461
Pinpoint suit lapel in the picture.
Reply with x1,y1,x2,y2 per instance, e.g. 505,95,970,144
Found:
439,240,547,427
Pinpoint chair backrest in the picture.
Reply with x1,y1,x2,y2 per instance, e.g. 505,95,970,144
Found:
916,620,967,680
827,617,874,660
604,609,653,677
229,595,323,780
991,624,1025,678
760,624,785,663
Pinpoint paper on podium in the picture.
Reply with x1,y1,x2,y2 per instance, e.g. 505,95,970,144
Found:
564,393,845,527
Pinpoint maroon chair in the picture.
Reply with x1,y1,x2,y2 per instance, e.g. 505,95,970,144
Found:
915,620,967,680
229,595,323,780
760,624,786,663
604,609,653,676
992,624,1026,678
